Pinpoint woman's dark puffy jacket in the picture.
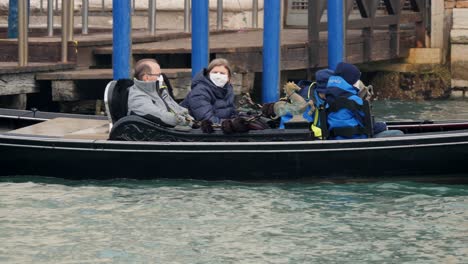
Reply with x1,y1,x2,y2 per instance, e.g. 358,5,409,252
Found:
180,70,236,124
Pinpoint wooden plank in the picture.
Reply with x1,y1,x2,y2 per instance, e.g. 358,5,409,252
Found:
37,68,192,80
63,123,109,140
0,73,39,95
0,40,77,63
0,62,75,75
8,117,109,138
307,0,325,72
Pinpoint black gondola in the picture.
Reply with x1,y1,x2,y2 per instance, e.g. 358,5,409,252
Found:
0,79,467,181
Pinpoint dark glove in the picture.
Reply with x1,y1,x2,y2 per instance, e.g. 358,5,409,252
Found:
221,117,250,134
200,120,214,134
248,118,269,130
261,103,276,118
191,121,201,129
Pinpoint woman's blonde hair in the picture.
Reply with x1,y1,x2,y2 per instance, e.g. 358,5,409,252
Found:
207,58,232,78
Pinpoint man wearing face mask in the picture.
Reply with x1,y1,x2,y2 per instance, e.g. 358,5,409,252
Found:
180,58,237,126
127,59,194,129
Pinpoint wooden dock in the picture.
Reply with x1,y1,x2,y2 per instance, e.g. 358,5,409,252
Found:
0,27,419,113
0,0,433,112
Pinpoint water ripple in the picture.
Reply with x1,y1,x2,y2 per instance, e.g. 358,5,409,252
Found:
0,179,467,263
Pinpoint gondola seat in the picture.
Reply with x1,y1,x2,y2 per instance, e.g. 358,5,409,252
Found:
104,77,315,142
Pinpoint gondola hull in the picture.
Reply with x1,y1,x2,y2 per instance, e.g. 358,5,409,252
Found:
2,128,468,181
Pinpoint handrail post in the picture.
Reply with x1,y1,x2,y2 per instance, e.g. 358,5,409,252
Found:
191,0,209,77
148,0,156,35
47,0,53,36
252,0,258,28
61,0,68,63
67,0,74,41
18,0,28,66
262,0,281,103
82,0,88,35
184,0,191,33
217,0,223,30
327,0,345,70
307,0,321,78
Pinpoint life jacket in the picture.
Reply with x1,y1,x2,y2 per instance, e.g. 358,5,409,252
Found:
323,76,372,139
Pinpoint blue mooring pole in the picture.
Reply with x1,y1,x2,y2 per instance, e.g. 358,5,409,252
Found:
262,0,281,103
113,0,132,80
8,0,18,38
8,0,30,39
192,0,209,77
327,0,345,70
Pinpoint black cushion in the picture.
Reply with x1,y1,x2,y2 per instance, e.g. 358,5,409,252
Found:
110,79,134,124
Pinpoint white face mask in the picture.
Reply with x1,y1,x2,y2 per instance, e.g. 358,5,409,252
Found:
209,73,228,87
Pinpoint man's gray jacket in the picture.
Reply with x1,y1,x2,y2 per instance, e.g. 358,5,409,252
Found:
127,79,191,127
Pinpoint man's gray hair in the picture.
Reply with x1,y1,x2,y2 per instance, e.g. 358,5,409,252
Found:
134,58,159,80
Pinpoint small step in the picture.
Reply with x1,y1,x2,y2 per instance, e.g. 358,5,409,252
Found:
36,68,193,102
0,62,75,75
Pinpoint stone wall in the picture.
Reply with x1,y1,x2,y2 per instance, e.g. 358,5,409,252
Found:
446,0,468,8
450,3,468,90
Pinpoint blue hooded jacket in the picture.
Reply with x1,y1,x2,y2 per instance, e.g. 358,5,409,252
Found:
295,69,332,124
325,62,368,139
180,69,236,124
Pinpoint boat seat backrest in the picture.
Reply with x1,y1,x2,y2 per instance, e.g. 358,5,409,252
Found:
104,79,134,125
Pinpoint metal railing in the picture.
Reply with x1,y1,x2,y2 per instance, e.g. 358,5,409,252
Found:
16,0,262,66
42,0,260,37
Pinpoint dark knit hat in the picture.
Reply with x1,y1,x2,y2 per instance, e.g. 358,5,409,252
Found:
315,69,334,93
335,62,361,85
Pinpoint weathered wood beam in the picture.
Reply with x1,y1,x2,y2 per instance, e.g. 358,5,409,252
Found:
389,0,401,58
362,0,378,62
367,0,379,17
345,0,355,17
412,0,426,47
348,16,399,28
307,0,325,75
0,73,39,96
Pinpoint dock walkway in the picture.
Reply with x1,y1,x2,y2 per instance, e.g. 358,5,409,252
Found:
1,26,417,112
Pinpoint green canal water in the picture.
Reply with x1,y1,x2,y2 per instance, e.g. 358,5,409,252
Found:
1,99,468,263
0,178,466,263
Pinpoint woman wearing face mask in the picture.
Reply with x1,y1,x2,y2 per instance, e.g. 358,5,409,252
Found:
180,58,237,124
